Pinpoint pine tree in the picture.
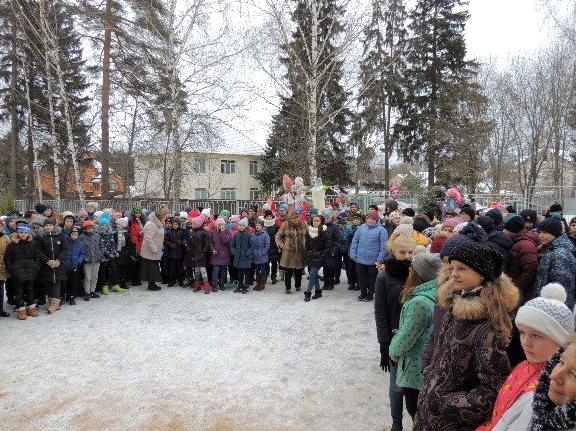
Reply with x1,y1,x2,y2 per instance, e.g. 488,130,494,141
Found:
396,0,478,187
357,0,407,189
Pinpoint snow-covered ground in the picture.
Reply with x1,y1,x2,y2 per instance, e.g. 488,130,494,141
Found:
0,277,411,431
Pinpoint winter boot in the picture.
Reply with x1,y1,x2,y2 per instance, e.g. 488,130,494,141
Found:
234,282,243,293
304,291,311,302
102,285,110,295
271,276,277,285
16,307,27,320
47,298,60,314
178,279,184,287
311,289,322,300
211,282,218,293
253,274,264,291
285,279,291,294
36,296,46,306
192,279,202,292
83,294,90,301
203,281,211,294
241,285,249,294
90,292,101,298
26,305,39,317
167,281,175,287
68,296,77,306
111,284,126,293
390,420,402,431
348,283,354,291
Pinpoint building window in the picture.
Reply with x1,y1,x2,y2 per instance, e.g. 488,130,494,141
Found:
249,188,259,200
195,188,207,199
194,158,206,174
221,188,236,200
249,161,258,175
220,160,236,174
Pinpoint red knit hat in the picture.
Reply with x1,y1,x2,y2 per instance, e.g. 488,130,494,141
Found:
430,235,447,253
83,220,95,229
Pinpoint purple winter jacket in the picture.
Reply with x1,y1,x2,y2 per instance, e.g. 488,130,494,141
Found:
210,229,232,266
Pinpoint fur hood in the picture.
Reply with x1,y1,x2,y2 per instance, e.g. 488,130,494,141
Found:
36,226,63,238
438,273,519,321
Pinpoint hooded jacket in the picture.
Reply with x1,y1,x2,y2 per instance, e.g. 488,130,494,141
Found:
35,226,68,284
305,226,330,268
507,229,540,305
232,230,253,269
535,234,576,310
251,230,270,265
164,227,186,260
264,221,280,261
209,228,232,266
185,227,211,267
349,223,388,265
63,235,86,271
81,230,104,263
4,236,48,281
322,220,341,268
140,213,165,261
486,230,512,273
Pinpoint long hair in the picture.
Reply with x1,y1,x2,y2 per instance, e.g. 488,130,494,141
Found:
400,267,425,304
481,276,518,344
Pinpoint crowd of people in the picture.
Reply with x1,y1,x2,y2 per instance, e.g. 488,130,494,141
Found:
2,198,576,430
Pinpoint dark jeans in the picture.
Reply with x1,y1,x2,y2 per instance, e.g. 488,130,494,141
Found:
356,262,378,296
389,363,419,421
98,259,119,286
237,268,250,287
404,388,419,419
307,266,320,293
168,258,184,283
44,280,62,299
211,265,227,287
335,252,342,281
323,266,335,288
266,260,278,279
14,279,34,308
229,266,238,282
284,268,302,290
343,253,357,286
255,263,267,276
64,269,80,298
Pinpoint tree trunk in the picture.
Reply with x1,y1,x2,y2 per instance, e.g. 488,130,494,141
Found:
126,99,138,207
9,16,18,197
23,65,43,203
101,0,112,199
307,0,319,183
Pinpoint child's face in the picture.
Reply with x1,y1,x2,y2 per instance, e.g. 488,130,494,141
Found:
459,213,471,223
17,232,28,240
525,221,534,230
248,209,256,218
391,215,400,225
71,231,79,240
64,219,74,228
450,260,484,290
549,343,576,406
44,224,54,233
265,215,274,221
238,224,246,231
8,220,16,229
255,223,263,231
392,240,415,261
172,222,180,230
539,231,556,246
85,227,93,233
570,223,576,236
441,226,454,238
518,323,559,364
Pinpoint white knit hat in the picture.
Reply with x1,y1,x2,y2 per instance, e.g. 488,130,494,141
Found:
515,283,575,345
179,211,188,219
201,208,211,217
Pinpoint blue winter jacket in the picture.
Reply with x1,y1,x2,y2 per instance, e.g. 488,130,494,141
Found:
535,234,576,310
63,236,86,270
349,223,388,265
251,230,270,264
342,223,359,254
232,231,253,269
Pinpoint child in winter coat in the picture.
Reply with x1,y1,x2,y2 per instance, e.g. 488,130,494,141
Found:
477,283,574,431
3,224,47,320
388,252,442,422
0,226,12,317
115,217,131,289
96,214,124,295
251,220,270,291
263,210,280,284
63,226,85,305
185,215,211,294
374,233,416,430
414,241,520,431
81,220,104,301
164,219,185,287
342,213,362,291
210,218,232,292
321,209,341,291
304,215,329,302
232,218,252,293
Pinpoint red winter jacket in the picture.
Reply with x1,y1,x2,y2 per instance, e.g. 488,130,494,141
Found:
129,220,144,255
508,229,540,305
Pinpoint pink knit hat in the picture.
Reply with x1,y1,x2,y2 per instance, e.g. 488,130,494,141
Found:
442,217,461,229
191,215,204,228
231,215,240,223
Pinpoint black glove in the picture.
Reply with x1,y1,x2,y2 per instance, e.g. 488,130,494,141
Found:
380,343,390,372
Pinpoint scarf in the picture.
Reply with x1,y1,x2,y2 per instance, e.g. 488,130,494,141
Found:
530,348,576,430
264,219,276,228
117,230,126,251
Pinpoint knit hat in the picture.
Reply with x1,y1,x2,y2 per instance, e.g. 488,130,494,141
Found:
402,207,416,217
70,226,81,234
83,220,95,229
413,217,430,233
35,203,48,214
440,234,472,258
388,210,401,220
550,203,563,214
262,203,271,211
191,215,204,228
442,217,461,230
454,221,468,234
220,210,231,218
16,223,32,234
32,214,46,226
61,211,74,219
506,205,517,214
485,209,503,227
86,201,98,211
239,218,249,227
98,214,111,225
476,215,496,234
431,235,448,253
279,204,288,211
201,208,211,217
78,209,88,218
421,226,436,239
448,241,503,282
460,207,476,220
179,211,188,219
94,210,104,220
43,218,55,227
310,208,319,216
570,217,576,225
460,221,488,242
188,210,201,219
322,208,333,218
116,218,129,229
520,209,538,224
132,204,143,213
231,215,240,223
392,223,413,237
515,283,574,345
538,217,563,238
503,214,525,234
412,253,442,282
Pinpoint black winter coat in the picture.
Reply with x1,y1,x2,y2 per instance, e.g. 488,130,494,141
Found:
374,257,411,348
164,228,185,259
305,229,330,268
486,230,512,272
35,226,68,284
323,221,341,268
264,223,280,261
4,238,47,282
185,227,210,267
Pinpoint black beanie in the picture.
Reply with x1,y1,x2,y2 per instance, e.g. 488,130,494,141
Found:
402,207,416,217
505,205,517,214
449,241,503,282
550,203,563,214
413,217,431,233
520,209,538,224
460,207,476,220
35,203,48,214
503,214,525,233
538,217,563,238
476,215,495,234
485,209,503,227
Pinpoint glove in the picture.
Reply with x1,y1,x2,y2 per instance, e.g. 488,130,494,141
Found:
53,260,60,268
380,343,390,372
47,260,55,268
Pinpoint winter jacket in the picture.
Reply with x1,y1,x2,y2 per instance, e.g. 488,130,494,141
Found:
349,223,388,265
421,302,447,371
322,221,341,268
305,226,330,268
210,229,233,266
35,226,68,284
4,237,47,282
185,227,211,267
97,224,118,260
264,221,280,261
389,279,437,390
63,236,86,271
232,230,253,269
276,220,307,269
507,230,540,305
164,228,186,260
129,218,145,255
341,223,358,254
414,276,519,431
81,231,104,264
535,234,576,310
486,230,512,273
140,213,165,261
251,230,270,264
476,360,544,431
374,257,411,348
0,233,12,280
